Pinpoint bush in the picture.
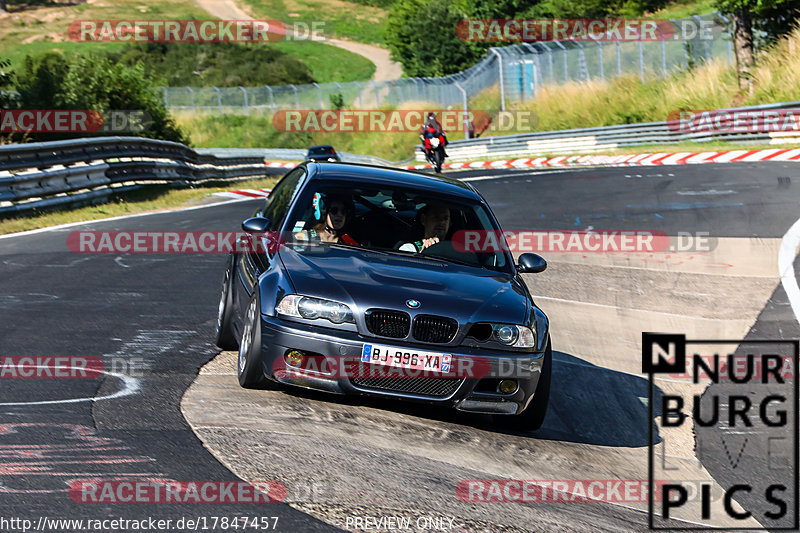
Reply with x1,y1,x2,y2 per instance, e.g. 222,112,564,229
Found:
7,51,187,144
106,42,315,87
329,92,345,110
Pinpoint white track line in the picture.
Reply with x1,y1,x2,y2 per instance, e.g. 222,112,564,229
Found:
530,295,746,321
0,367,140,406
0,196,261,241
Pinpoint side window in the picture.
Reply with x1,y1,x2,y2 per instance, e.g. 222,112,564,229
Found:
262,168,306,230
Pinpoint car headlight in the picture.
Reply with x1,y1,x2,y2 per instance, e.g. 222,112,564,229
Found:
492,324,535,348
276,295,354,325
327,157,337,162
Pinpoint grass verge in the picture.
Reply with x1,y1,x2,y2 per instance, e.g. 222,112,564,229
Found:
269,40,375,83
468,25,800,133
0,1,375,85
649,0,716,19
239,0,388,45
175,111,413,161
0,176,280,236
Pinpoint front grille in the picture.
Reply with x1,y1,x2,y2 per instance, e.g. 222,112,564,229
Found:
351,376,463,398
365,309,410,338
412,315,458,343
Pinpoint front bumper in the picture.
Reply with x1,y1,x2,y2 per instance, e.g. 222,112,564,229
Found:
257,315,544,415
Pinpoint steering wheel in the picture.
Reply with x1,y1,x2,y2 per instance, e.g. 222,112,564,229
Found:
420,240,478,264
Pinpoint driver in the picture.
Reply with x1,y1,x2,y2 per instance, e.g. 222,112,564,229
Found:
295,193,359,245
399,203,450,252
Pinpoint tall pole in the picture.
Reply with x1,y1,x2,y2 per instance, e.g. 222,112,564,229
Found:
490,49,505,112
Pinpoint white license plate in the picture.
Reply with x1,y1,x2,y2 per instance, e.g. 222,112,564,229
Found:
361,343,452,373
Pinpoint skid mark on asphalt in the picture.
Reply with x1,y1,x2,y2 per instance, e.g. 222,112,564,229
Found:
102,329,196,363
0,424,161,494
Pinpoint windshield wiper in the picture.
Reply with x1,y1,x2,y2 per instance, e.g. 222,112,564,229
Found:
415,254,479,268
328,242,396,255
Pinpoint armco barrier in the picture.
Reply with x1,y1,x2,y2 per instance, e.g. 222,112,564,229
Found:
403,148,800,171
418,101,800,162
0,137,273,215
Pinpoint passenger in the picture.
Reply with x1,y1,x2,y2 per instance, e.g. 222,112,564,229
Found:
399,203,451,252
295,193,359,245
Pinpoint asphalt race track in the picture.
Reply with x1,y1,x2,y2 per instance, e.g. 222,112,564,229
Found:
2,161,799,532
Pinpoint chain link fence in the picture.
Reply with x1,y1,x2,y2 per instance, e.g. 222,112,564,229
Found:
161,13,735,114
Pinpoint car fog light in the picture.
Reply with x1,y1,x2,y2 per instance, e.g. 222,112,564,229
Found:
286,351,304,367
498,379,518,394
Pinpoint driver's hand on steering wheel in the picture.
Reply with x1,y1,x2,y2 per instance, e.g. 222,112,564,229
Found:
420,237,439,250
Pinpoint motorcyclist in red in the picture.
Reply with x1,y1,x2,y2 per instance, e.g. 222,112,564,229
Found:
419,112,448,158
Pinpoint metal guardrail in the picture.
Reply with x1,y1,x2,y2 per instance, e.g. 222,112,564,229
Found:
0,137,274,216
417,101,800,161
4,100,798,217
194,147,403,167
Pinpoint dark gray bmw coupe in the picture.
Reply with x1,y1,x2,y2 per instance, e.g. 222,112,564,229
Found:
215,162,552,430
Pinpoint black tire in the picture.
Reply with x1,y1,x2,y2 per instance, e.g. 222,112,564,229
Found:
237,291,266,388
215,255,238,350
434,148,444,173
496,339,552,432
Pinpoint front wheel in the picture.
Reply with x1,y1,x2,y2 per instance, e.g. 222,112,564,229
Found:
215,255,238,350
496,339,551,432
237,293,266,387
434,147,444,173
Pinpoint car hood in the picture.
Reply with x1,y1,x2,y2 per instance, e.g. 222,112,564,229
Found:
278,245,529,324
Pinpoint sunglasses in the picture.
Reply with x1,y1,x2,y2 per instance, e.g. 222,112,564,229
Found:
328,206,346,215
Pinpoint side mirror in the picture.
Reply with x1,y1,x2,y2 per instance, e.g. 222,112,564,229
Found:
242,217,271,233
517,253,547,273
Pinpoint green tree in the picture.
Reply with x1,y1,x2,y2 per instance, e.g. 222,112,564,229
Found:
386,0,484,76
14,52,70,109
387,0,673,77
714,0,800,90
10,52,186,144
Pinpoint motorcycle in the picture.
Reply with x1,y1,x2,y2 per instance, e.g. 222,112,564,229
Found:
422,127,447,173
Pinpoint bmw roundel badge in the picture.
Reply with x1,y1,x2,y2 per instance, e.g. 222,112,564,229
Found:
406,299,421,309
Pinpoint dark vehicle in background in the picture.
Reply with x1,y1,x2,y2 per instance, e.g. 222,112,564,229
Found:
215,162,552,430
305,145,341,162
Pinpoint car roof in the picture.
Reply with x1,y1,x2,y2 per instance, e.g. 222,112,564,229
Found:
304,162,481,200
308,145,335,150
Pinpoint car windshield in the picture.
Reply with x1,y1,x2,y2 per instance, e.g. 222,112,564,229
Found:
308,147,335,156
284,183,512,272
